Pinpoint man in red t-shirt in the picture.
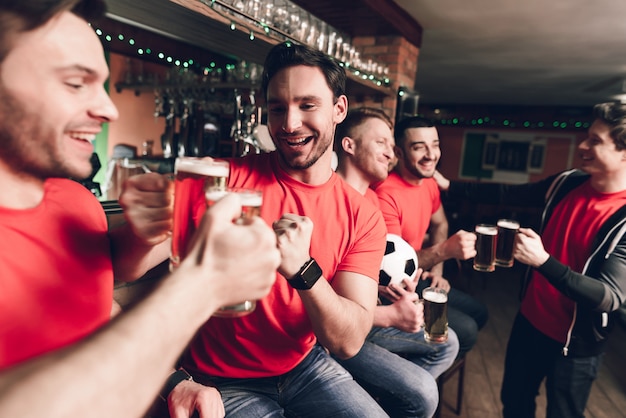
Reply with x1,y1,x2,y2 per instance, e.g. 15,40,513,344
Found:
374,116,489,357
436,102,626,418
333,107,460,417
125,43,389,417
0,2,280,417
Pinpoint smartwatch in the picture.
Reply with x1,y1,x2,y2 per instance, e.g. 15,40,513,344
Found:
160,368,193,401
288,258,322,290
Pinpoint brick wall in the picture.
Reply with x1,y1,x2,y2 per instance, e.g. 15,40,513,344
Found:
350,35,419,120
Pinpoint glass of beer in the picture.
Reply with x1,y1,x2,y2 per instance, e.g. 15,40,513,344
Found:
170,157,229,271
423,287,448,343
495,219,520,268
473,224,497,272
206,187,263,318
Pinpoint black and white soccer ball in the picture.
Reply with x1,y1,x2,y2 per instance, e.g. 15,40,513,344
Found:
379,234,418,286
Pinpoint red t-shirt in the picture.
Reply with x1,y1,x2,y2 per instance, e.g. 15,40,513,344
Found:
373,172,441,250
183,152,387,378
364,187,381,209
521,181,626,342
0,179,113,369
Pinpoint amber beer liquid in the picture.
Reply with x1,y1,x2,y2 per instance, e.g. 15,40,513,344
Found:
423,287,448,343
495,219,520,267
169,158,229,271
474,224,497,272
206,188,263,318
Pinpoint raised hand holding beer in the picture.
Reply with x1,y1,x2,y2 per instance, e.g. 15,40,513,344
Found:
183,193,279,310
512,227,550,268
119,172,174,246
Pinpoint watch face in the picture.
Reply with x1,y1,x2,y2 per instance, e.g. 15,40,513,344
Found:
290,258,322,290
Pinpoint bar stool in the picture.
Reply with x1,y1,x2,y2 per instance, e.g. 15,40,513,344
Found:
435,355,466,417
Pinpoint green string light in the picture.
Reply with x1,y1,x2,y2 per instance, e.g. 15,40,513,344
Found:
94,25,389,90
425,113,589,130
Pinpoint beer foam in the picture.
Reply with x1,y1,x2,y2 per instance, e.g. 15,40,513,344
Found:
205,189,229,202
423,291,447,303
497,219,520,229
238,192,262,207
206,190,262,206
176,158,229,177
475,225,497,235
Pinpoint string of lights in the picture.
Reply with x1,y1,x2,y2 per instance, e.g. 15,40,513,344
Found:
421,108,592,131
92,0,391,91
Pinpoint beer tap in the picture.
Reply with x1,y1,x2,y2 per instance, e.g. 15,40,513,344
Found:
230,89,244,140
177,98,192,157
236,90,262,156
161,94,176,159
154,90,163,120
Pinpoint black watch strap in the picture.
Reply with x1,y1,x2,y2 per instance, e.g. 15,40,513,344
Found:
160,368,193,401
288,258,322,290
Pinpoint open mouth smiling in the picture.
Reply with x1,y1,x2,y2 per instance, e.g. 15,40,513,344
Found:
282,135,314,147
69,132,97,143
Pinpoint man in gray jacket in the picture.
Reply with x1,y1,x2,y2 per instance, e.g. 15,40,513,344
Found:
436,101,626,418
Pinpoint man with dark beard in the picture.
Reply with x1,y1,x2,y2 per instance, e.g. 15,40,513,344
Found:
333,107,460,417
374,116,489,358
0,1,280,417
122,42,389,417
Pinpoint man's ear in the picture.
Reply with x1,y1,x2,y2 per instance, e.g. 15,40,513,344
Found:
333,95,348,124
342,136,356,156
394,144,404,159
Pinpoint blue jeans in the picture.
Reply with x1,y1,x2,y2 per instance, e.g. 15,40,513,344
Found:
191,345,388,418
501,314,602,418
367,325,459,378
336,328,458,417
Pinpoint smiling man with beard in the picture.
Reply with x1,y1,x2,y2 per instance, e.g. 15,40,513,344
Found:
122,42,389,417
0,0,121,371
373,116,489,359
0,2,281,417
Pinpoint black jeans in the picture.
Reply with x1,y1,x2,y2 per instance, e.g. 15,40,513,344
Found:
501,314,602,418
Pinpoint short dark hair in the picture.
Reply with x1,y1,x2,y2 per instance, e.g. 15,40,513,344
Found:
0,0,106,63
334,107,393,157
592,102,626,150
393,116,436,149
261,42,346,101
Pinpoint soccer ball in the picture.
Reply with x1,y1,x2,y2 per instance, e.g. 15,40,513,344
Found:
379,234,419,286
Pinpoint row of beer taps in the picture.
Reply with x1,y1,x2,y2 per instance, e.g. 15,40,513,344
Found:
153,87,264,158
